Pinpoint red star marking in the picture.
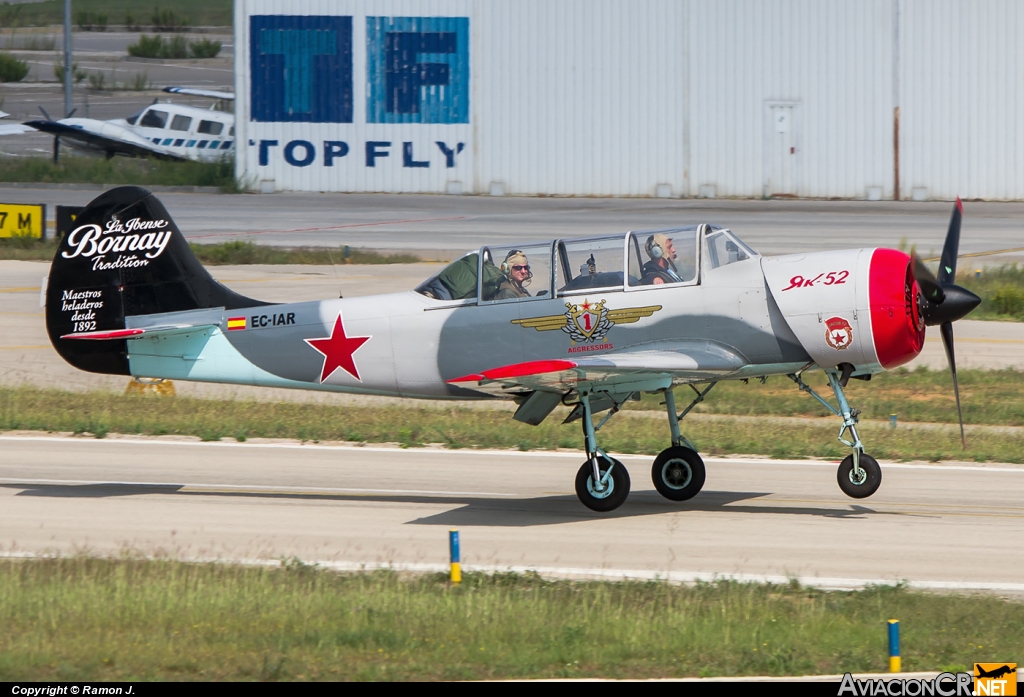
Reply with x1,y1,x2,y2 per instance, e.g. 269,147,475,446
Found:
304,313,371,382
833,332,846,345
581,300,591,311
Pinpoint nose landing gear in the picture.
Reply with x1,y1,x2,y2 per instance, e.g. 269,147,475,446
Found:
790,365,882,499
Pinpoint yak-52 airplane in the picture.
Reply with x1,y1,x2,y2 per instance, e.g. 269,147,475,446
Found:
2,87,234,162
45,186,981,512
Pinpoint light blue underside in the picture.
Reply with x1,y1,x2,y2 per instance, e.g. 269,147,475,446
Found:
127,327,312,390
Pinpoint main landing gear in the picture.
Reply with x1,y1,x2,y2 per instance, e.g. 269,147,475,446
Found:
572,384,716,512
789,364,882,499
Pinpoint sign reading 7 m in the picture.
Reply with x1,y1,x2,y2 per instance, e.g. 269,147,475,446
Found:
0,203,46,239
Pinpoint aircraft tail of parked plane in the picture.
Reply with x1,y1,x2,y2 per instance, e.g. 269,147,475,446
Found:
46,186,983,512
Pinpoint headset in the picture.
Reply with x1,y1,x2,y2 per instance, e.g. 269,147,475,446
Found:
501,249,533,285
645,235,667,260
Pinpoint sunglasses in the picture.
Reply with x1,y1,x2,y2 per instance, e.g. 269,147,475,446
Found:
512,265,530,272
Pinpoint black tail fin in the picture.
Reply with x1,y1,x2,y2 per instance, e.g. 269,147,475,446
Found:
45,186,265,375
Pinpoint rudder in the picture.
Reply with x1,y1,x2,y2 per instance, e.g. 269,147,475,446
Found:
46,186,266,375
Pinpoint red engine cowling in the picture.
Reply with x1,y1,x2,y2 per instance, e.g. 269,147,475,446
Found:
762,247,925,375
868,248,925,369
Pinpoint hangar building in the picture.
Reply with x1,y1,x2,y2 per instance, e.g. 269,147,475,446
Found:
235,0,1024,200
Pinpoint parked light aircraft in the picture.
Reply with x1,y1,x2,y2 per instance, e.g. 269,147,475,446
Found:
46,187,981,512
3,87,233,162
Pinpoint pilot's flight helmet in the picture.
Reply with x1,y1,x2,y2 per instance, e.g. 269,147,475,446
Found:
501,250,532,285
645,233,672,260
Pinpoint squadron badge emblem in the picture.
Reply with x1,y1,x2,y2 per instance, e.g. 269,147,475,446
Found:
824,315,854,350
513,300,662,353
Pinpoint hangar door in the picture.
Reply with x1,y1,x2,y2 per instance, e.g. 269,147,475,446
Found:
764,102,800,197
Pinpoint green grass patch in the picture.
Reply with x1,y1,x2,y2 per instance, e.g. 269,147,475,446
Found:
0,238,423,264
0,50,28,82
958,265,1024,321
0,558,1020,680
0,0,231,28
0,155,239,191
0,235,57,260
629,367,1024,426
2,386,1022,462
189,241,422,265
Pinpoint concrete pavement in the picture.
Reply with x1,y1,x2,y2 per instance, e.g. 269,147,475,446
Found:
1,435,1021,592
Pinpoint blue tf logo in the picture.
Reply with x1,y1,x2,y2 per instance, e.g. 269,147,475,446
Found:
250,15,353,123
367,16,470,124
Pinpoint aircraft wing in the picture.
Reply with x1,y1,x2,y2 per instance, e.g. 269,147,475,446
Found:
0,123,33,135
163,86,234,100
0,111,33,135
447,340,747,397
23,118,186,161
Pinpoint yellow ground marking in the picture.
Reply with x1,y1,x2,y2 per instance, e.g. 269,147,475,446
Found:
0,345,50,350
213,276,315,284
924,246,1024,262
0,287,37,293
923,337,1024,344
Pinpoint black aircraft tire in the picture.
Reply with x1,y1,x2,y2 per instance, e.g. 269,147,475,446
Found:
652,446,706,501
837,453,882,499
574,456,630,512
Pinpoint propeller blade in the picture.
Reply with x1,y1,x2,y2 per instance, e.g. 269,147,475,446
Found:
38,106,52,121
938,197,963,285
911,253,945,304
66,107,77,119
939,321,966,449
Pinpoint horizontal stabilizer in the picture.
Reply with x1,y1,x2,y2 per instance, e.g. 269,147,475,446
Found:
61,324,218,341
163,86,234,100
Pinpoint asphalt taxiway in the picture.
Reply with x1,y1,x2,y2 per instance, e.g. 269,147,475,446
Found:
1,435,1022,592
2,186,1024,263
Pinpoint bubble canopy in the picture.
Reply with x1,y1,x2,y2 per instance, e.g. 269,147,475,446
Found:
415,225,758,302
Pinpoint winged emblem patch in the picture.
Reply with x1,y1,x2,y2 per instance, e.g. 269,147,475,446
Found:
512,300,662,345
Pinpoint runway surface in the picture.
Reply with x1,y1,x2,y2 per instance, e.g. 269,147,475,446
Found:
2,435,1022,592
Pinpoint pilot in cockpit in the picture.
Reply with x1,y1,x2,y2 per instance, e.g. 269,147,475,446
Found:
641,233,685,285
494,249,532,299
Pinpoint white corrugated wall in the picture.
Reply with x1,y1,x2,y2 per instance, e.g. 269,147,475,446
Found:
688,0,894,199
901,0,1024,201
235,0,1024,199
472,0,688,197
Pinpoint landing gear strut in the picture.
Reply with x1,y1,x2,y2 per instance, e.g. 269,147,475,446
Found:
573,392,630,512
570,383,714,512
789,366,882,499
651,385,714,501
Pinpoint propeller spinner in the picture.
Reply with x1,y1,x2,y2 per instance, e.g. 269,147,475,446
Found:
909,197,981,448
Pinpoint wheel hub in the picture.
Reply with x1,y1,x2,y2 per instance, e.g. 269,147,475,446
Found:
661,459,693,490
587,474,615,499
848,466,868,486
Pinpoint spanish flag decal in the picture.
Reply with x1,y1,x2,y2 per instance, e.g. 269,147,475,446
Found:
227,316,246,331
